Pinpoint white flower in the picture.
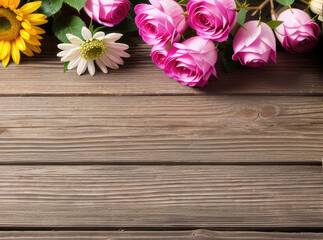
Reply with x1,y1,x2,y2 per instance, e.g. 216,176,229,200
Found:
310,0,323,22
57,27,130,76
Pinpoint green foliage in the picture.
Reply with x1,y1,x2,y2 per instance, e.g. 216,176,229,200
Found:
266,20,283,29
64,62,69,72
275,0,294,6
53,14,86,43
40,0,64,17
63,0,87,11
237,8,248,26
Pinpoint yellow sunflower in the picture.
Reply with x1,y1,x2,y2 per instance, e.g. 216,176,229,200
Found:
0,0,47,67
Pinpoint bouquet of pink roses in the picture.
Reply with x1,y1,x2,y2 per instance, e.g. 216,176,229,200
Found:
134,0,322,87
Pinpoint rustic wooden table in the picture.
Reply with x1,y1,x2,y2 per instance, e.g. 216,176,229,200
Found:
0,37,322,239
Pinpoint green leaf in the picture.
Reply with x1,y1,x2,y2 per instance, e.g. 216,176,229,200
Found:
64,62,69,72
53,14,86,43
257,18,262,27
222,42,239,73
237,8,248,26
63,0,87,11
275,0,294,6
40,0,64,17
266,20,283,29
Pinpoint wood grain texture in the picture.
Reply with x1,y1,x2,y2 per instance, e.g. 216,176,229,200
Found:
0,165,322,228
1,230,323,239
0,37,321,96
0,96,322,163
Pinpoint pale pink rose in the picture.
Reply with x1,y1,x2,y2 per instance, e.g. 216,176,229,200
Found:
151,44,168,69
187,0,237,42
275,8,320,54
135,0,188,45
84,0,130,27
164,36,217,87
232,21,276,68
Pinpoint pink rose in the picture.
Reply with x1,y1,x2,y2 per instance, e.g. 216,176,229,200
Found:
164,36,217,87
232,21,276,68
135,0,188,45
84,0,130,27
151,44,168,69
275,8,320,54
186,0,237,42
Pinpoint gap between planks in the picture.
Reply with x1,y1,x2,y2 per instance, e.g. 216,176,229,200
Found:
1,230,323,239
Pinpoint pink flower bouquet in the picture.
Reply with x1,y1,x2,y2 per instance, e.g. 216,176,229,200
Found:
135,0,321,87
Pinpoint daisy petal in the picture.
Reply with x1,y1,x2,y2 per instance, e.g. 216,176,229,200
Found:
108,48,130,58
96,58,108,73
107,53,124,65
103,33,123,42
106,42,129,50
100,54,119,69
68,56,82,70
87,59,96,76
60,48,80,62
66,34,84,46
77,58,88,75
58,43,79,51
93,31,105,39
82,27,92,40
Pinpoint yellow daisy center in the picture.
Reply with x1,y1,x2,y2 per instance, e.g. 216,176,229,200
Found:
0,7,21,41
80,39,107,60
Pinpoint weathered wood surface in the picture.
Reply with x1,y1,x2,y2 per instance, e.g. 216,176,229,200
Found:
1,230,323,240
0,96,321,163
0,37,321,96
0,36,322,237
0,165,322,228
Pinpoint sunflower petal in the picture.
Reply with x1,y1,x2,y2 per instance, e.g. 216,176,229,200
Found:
16,36,26,51
0,41,11,60
21,46,35,56
20,1,42,15
20,29,30,40
11,40,20,64
2,53,10,67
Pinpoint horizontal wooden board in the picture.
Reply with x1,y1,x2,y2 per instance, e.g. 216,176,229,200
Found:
1,230,323,239
0,165,322,228
0,96,322,163
0,37,321,96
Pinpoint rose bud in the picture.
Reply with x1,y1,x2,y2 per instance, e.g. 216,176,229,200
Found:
232,21,276,68
151,44,169,70
84,0,130,27
135,0,188,46
164,36,218,87
186,0,237,42
310,0,323,22
275,8,321,54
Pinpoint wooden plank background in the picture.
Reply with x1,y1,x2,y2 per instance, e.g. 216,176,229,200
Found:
0,36,322,238
1,165,323,228
0,96,321,163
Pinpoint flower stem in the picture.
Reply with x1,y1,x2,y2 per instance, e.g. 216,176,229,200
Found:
251,0,270,16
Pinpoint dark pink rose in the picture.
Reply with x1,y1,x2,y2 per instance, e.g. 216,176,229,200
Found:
151,44,168,69
275,8,321,54
164,36,217,87
232,21,276,68
84,0,130,27
186,0,237,42
135,0,188,45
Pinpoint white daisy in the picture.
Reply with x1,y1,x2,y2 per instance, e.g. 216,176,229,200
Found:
57,27,130,76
